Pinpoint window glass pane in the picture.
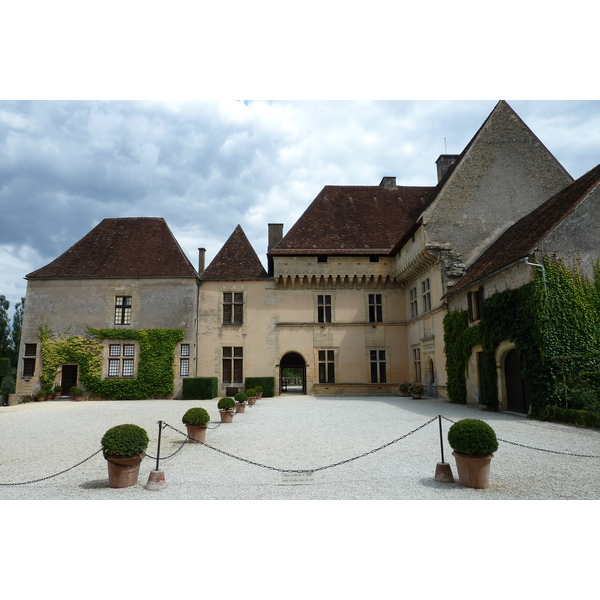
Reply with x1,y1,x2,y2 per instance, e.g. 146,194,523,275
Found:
25,343,37,356
222,359,232,382
223,304,232,323
233,304,243,323
181,344,190,357
109,344,121,356
122,359,134,377
180,358,189,376
23,358,35,377
234,293,243,303
108,359,120,377
233,347,243,358
233,358,243,382
223,292,232,303
222,347,232,358
123,344,135,356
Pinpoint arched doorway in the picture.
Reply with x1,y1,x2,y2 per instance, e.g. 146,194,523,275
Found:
279,352,306,394
504,348,530,414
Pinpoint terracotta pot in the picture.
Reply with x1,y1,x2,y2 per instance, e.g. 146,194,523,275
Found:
247,396,256,406
185,424,207,443
236,402,246,413
105,453,145,488
257,392,263,399
35,396,44,402
452,452,493,489
411,393,422,399
46,394,53,400
54,392,61,398
75,396,83,402
220,409,234,423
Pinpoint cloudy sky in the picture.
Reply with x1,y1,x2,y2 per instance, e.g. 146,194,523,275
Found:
1,99,599,309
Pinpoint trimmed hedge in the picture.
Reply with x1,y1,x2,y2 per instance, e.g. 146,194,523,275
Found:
101,424,149,456
245,377,275,397
182,377,218,400
538,405,600,429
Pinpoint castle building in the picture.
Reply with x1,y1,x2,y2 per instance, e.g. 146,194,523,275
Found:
14,101,599,412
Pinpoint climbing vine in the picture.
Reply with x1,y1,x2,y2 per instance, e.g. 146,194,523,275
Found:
443,256,600,419
39,327,184,400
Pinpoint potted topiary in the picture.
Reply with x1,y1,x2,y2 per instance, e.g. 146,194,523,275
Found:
234,392,248,413
255,385,263,399
182,407,211,443
71,386,83,401
447,418,499,489
410,383,425,399
45,388,54,400
35,389,46,402
53,385,63,398
399,381,411,397
245,388,258,406
101,423,149,488
218,397,235,423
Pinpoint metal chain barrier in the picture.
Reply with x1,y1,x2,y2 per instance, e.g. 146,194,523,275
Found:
164,417,439,473
0,448,103,487
441,415,600,459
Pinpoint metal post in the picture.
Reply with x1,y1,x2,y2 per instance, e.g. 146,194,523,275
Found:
438,415,444,463
156,420,163,471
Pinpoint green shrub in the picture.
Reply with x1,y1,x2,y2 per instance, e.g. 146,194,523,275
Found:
71,387,83,396
254,385,263,394
245,388,257,398
0,358,10,377
182,377,218,400
538,405,600,428
234,392,248,403
245,377,275,397
101,424,149,456
448,419,498,456
35,389,45,397
54,385,63,393
182,407,210,426
217,396,235,410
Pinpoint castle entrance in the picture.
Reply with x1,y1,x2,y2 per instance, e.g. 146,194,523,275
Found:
279,352,306,395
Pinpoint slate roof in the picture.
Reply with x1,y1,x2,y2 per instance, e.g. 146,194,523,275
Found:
446,163,600,296
26,217,198,279
201,225,268,280
269,185,435,256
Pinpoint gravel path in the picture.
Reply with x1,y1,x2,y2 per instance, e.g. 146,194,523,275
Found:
1,394,599,500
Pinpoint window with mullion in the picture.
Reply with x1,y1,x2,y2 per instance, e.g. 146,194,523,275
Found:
369,349,387,383
222,346,243,383
317,295,332,323
223,292,244,324
318,349,335,383
368,294,383,323
114,296,132,325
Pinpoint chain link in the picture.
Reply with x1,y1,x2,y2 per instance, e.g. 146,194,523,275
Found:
0,448,103,487
164,417,438,473
440,415,600,458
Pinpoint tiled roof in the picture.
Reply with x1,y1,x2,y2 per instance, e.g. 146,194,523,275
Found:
447,163,600,296
269,185,435,256
201,225,268,280
26,217,198,279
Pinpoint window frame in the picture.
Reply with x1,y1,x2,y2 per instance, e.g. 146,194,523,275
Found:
368,293,383,323
317,294,332,324
369,349,387,383
409,287,418,318
222,346,243,383
114,296,132,325
223,292,244,325
421,278,431,313
106,342,137,378
318,349,335,383
467,286,485,323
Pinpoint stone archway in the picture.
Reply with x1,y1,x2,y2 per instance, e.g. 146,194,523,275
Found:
279,352,306,395
496,342,530,413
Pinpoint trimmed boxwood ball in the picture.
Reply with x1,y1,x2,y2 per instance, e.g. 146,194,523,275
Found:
182,407,210,426
448,418,498,457
234,392,248,403
101,424,149,457
218,396,235,410
245,388,257,397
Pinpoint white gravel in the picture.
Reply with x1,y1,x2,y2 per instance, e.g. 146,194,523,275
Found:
1,394,599,500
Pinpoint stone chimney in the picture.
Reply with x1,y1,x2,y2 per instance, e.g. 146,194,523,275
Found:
268,223,284,252
379,176,397,188
198,247,206,274
436,155,460,182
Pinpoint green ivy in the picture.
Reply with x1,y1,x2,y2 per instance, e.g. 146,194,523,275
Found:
443,257,600,418
39,326,183,400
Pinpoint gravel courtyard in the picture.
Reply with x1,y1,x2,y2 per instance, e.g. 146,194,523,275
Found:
1,394,599,500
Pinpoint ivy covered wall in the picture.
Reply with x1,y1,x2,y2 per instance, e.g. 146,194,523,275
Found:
444,257,600,417
40,327,183,400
